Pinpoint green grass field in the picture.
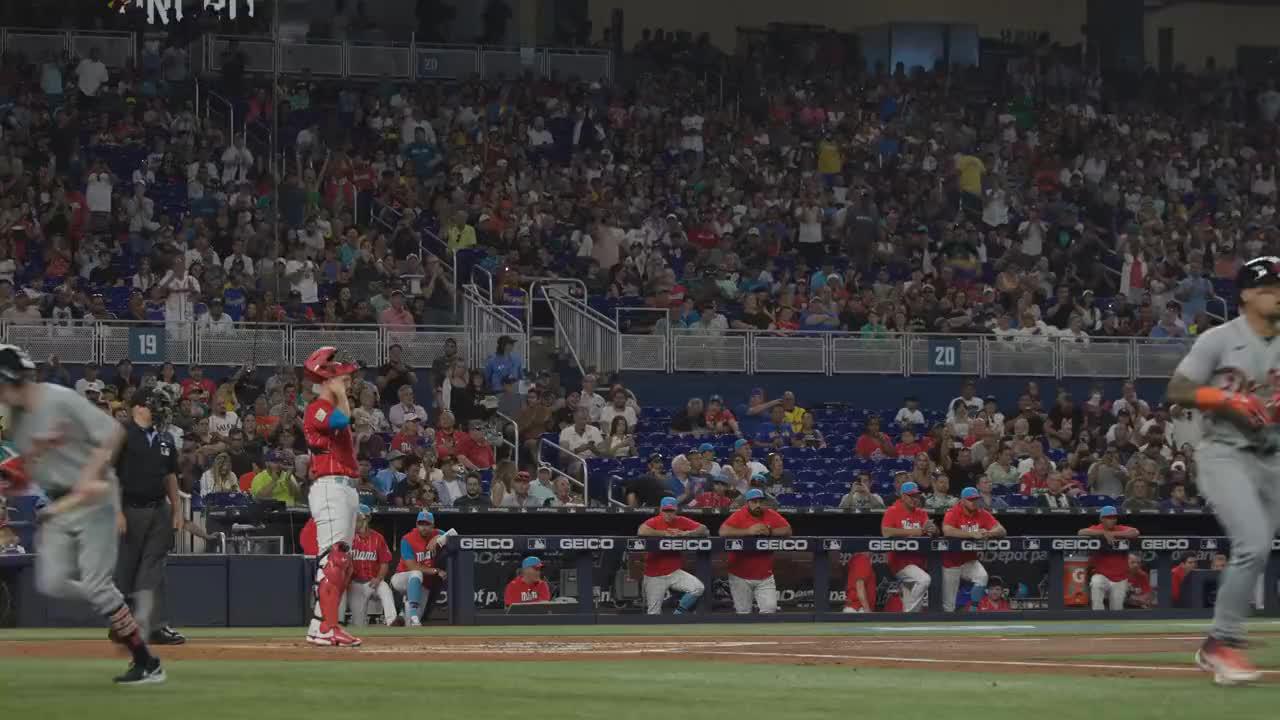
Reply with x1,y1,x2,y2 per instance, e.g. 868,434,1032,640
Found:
2,621,1278,720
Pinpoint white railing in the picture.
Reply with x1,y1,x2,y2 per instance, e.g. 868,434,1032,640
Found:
0,319,1193,380
530,280,612,376
538,437,595,505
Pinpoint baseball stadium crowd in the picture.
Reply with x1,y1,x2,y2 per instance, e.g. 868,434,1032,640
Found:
0,19,1275,517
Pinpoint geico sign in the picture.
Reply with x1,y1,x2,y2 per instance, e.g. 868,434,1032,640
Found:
961,539,1011,551
868,539,920,551
754,539,809,551
558,538,615,551
1051,539,1101,551
1142,539,1191,551
459,538,514,550
658,538,713,551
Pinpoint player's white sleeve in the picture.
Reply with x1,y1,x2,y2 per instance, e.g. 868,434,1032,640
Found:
1173,325,1225,384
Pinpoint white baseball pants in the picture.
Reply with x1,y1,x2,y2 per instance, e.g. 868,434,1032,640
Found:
309,476,359,554
1090,574,1129,610
728,574,778,614
345,579,397,627
896,564,932,613
642,570,705,615
942,561,988,612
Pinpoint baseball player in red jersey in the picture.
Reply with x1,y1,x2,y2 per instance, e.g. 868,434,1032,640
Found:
842,552,876,613
391,511,448,626
504,556,552,607
301,347,363,648
637,496,708,615
343,505,397,627
1170,555,1197,606
1077,505,1140,610
880,481,938,612
718,488,792,614
940,487,1007,612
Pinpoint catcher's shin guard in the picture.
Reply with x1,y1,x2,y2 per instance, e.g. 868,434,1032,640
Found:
316,543,353,633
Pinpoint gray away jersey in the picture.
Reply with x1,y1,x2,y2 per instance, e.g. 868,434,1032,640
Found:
8,383,121,495
1174,316,1280,451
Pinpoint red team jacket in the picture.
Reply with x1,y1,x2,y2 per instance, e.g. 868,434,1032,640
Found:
977,596,1011,611
881,500,929,574
350,529,393,582
641,514,704,577
397,529,443,574
1085,523,1138,581
941,504,1000,568
722,506,791,580
504,577,551,607
304,398,359,478
843,552,876,611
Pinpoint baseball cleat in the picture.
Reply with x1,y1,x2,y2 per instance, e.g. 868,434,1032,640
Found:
1196,638,1261,686
150,626,187,645
114,660,166,686
306,629,334,647
330,627,362,647
408,615,422,627
388,616,405,627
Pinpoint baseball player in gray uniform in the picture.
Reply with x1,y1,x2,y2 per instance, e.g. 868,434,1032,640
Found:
0,345,165,685
1167,256,1280,686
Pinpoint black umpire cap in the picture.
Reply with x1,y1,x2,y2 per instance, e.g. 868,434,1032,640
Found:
0,345,36,384
1236,256,1280,291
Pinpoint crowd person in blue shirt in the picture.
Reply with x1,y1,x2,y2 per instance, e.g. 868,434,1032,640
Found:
483,335,522,392
402,127,440,179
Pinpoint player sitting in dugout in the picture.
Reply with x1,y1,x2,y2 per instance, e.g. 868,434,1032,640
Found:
505,556,551,608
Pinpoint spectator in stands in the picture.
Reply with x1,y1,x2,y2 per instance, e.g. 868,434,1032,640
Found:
948,380,983,420
560,407,605,468
250,451,303,504
838,475,885,510
1161,483,1197,511
353,388,390,435
373,451,408,499
625,454,668,509
483,335,522,392
669,456,702,506
779,391,805,432
377,344,418,401
691,476,734,509
793,412,826,449
453,473,491,510
946,447,981,489
1122,478,1159,513
703,395,740,437
199,452,241,496
855,416,896,460
732,439,768,478
546,477,584,508
600,387,638,432
388,385,428,431
746,387,782,418
924,475,957,511
670,398,708,437
456,420,496,472
181,365,216,400
1037,474,1078,509
1019,457,1053,497
500,471,541,508
894,396,925,429
761,453,795,496
527,465,557,505
973,475,1007,511
1046,392,1084,450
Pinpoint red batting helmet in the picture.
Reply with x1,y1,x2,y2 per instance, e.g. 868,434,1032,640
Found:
303,346,359,383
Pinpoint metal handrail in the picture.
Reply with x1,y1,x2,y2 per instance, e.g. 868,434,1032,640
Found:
541,285,586,376
204,90,235,143
495,409,520,469
538,437,593,506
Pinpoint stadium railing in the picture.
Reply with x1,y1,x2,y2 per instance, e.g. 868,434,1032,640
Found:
1,319,1191,380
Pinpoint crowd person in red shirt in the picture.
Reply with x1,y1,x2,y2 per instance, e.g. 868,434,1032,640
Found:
718,489,792,614
1126,553,1154,609
1078,505,1141,610
704,395,741,436
456,420,496,470
637,497,709,615
342,505,398,628
976,578,1012,612
940,487,1007,612
1019,457,1053,496
180,364,217,400
855,417,897,460
880,481,938,612
504,557,552,608
894,428,929,458
691,476,734,509
300,347,362,648
842,551,877,613
1171,555,1198,607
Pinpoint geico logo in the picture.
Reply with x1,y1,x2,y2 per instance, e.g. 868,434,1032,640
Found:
459,538,514,550
755,539,809,551
1051,539,1101,551
559,538,615,550
1142,539,1190,551
658,538,713,551
868,539,920,551
961,539,1011,551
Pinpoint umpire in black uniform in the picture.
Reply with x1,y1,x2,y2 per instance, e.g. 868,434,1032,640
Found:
114,388,186,645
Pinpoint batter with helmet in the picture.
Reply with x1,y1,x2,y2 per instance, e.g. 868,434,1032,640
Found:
1167,255,1280,685
0,345,165,684
301,346,363,648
